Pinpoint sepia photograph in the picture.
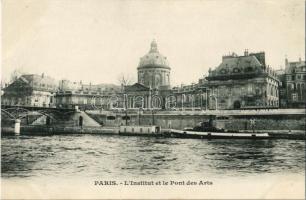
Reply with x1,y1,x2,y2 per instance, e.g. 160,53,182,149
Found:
1,0,305,199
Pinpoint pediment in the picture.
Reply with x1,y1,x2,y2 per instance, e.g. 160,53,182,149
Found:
125,83,150,92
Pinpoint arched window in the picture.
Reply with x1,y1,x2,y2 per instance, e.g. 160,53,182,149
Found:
107,116,116,120
144,73,149,86
245,67,253,73
255,87,260,95
155,74,161,88
220,68,228,74
166,74,170,84
233,68,240,73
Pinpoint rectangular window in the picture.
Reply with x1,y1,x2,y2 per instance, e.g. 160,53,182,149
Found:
248,84,252,93
292,93,298,101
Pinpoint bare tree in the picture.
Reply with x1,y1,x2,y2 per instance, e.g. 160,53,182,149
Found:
117,73,134,89
117,73,135,125
118,73,134,92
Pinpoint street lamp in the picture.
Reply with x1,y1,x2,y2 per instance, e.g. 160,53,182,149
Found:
138,107,142,125
204,88,210,110
151,108,155,125
124,94,128,125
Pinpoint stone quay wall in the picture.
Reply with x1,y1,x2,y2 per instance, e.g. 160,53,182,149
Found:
87,109,305,131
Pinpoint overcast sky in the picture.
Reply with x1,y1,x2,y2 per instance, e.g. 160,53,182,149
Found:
2,0,305,86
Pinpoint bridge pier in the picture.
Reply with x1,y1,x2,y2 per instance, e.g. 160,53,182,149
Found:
14,119,21,135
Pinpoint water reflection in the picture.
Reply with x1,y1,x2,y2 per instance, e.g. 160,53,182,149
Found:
1,135,305,179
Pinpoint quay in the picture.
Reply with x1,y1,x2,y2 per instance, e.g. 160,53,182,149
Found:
1,105,305,140
1,125,119,136
1,125,305,140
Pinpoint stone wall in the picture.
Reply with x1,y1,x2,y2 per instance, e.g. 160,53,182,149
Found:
87,112,305,131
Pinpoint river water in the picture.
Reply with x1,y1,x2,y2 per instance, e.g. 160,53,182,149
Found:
1,134,305,179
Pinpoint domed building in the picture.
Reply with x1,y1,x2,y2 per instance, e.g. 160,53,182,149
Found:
137,40,171,89
124,40,173,110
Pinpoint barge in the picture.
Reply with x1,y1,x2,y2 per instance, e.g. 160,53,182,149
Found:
118,125,269,139
119,125,163,137
165,117,270,139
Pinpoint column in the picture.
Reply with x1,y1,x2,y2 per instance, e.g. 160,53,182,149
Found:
14,119,21,135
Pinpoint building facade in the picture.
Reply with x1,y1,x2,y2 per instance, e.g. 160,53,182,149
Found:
171,51,281,110
205,51,280,109
2,74,57,107
172,83,208,110
55,80,121,110
280,58,306,108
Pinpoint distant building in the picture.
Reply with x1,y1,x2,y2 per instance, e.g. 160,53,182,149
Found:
279,58,306,108
275,68,287,108
125,47,283,110
205,50,280,109
2,74,57,107
172,83,208,110
55,80,121,110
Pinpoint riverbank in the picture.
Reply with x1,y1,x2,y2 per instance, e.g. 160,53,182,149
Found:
86,109,305,131
2,125,305,140
1,126,119,136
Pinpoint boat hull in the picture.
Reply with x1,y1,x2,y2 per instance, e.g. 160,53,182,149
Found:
166,130,270,139
119,132,163,137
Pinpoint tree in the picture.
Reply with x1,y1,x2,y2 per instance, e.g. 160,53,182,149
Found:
117,73,134,86
117,73,135,92
117,73,135,126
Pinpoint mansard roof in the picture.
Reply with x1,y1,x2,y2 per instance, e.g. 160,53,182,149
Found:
4,74,57,93
219,55,263,69
207,52,267,81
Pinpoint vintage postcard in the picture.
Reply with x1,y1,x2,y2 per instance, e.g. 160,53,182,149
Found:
1,0,305,199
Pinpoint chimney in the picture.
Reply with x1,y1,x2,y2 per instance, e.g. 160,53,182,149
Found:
299,57,301,62
41,73,45,78
285,56,289,67
244,49,249,56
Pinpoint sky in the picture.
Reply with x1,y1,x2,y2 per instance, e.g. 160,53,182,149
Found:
2,0,305,86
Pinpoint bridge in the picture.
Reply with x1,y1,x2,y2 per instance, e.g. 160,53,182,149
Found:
1,105,75,121
1,105,75,112
1,105,103,135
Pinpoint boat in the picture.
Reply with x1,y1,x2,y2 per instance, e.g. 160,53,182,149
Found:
166,117,270,139
166,129,269,139
119,125,163,137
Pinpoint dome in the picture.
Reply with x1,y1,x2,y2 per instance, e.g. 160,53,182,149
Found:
138,40,170,69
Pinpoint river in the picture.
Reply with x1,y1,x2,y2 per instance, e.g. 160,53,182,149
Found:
2,134,305,179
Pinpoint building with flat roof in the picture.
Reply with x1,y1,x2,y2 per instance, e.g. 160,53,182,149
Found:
55,80,121,110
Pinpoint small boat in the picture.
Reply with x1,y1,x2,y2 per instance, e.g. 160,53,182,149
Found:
119,125,163,137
